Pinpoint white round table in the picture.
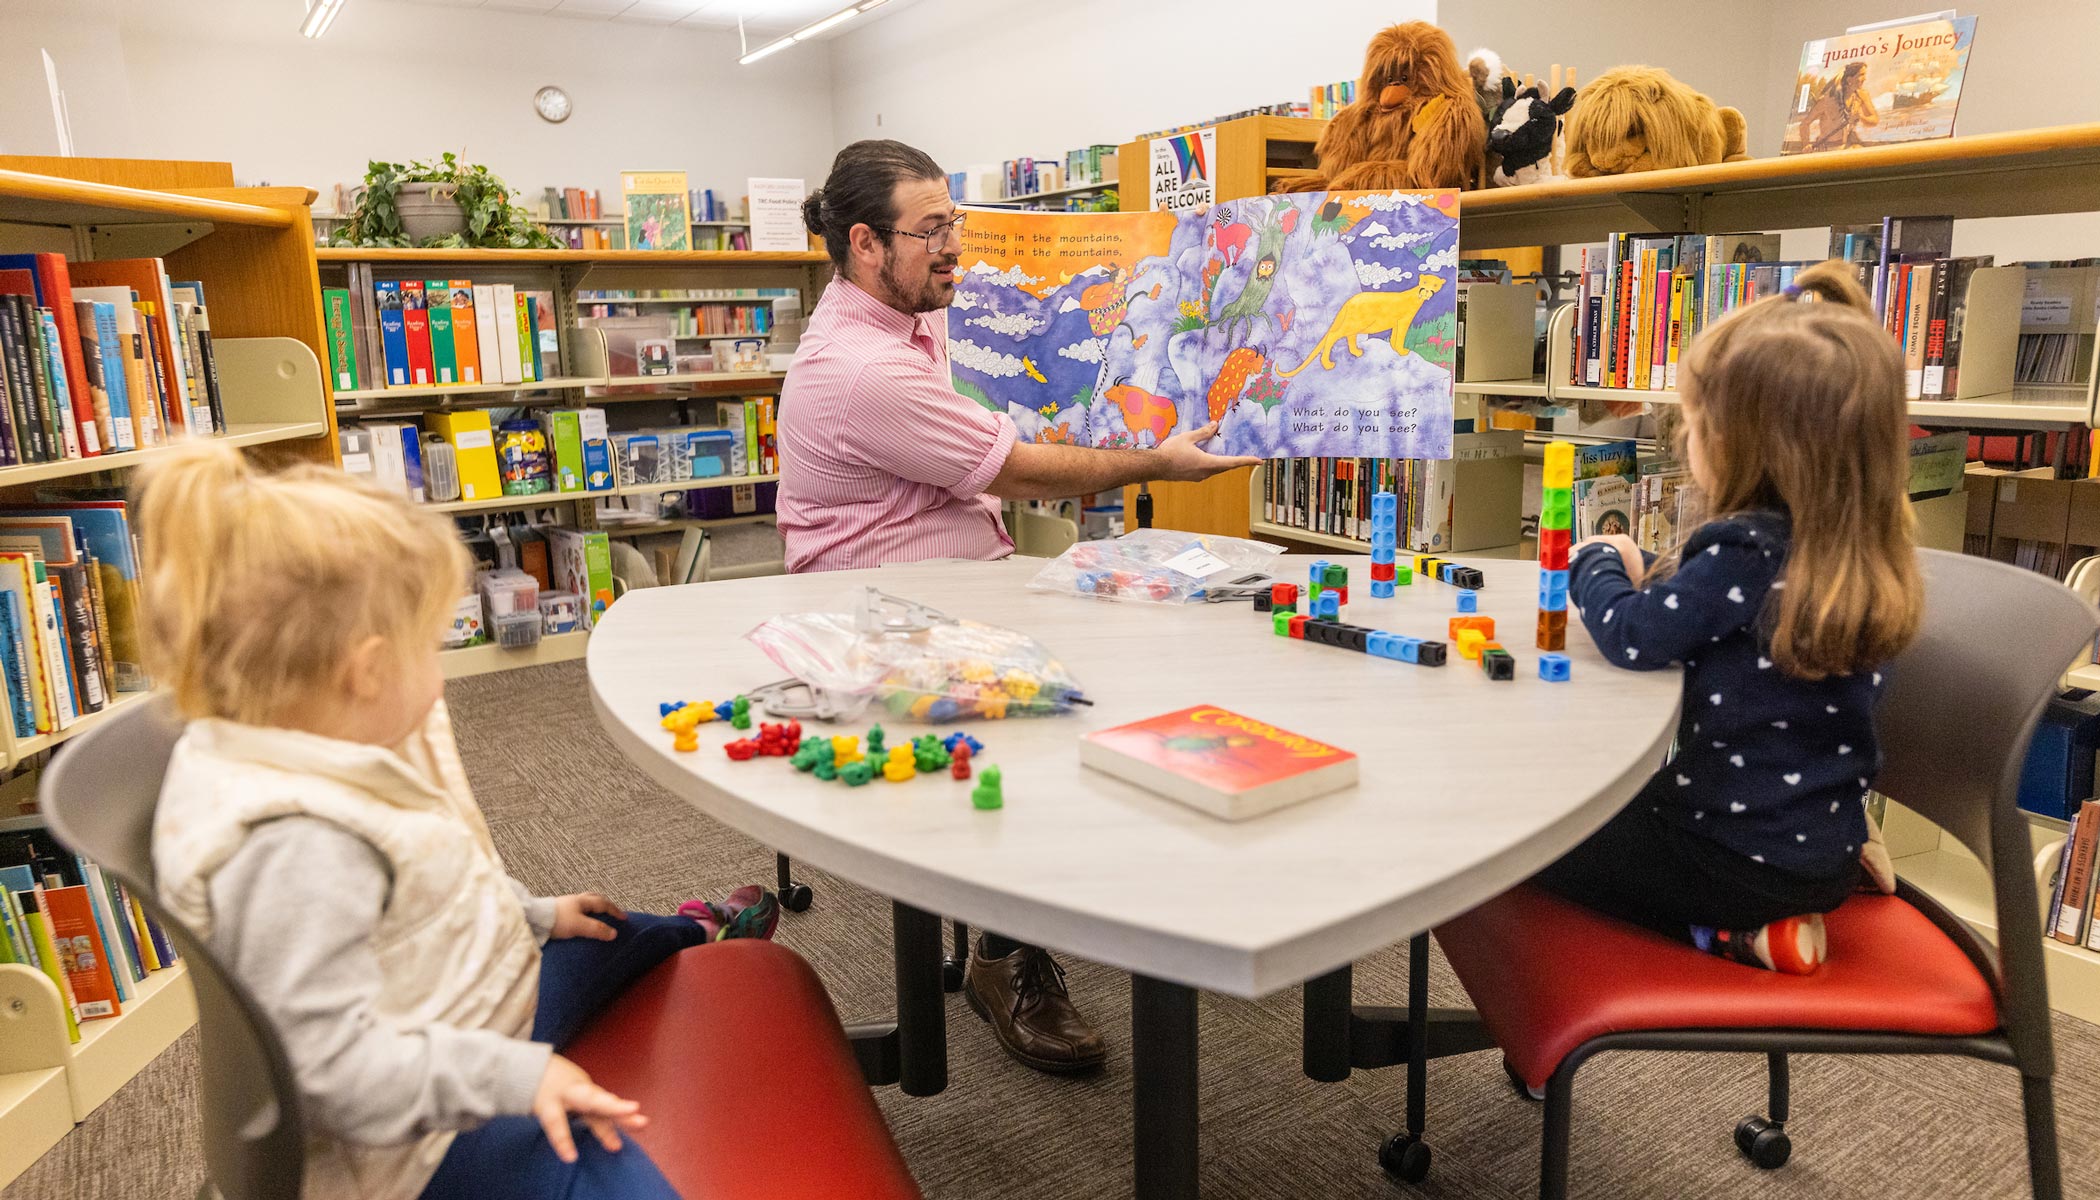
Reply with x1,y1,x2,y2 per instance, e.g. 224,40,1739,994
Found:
587,552,1682,1198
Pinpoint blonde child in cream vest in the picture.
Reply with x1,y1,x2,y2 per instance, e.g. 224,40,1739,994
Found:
142,442,706,1200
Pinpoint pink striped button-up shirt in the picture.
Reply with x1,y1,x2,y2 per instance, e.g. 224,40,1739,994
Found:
778,279,1017,573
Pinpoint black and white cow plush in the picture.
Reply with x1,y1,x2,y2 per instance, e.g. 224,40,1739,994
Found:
1487,76,1576,187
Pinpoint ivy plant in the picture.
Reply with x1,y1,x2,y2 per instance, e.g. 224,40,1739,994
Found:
330,152,562,250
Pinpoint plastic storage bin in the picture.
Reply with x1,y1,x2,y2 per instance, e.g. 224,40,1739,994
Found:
538,591,583,634
478,569,542,649
422,434,461,503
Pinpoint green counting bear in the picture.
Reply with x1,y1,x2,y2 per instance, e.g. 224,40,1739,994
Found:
840,760,876,787
971,765,1003,811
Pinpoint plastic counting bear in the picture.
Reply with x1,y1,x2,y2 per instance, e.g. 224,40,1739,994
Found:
1538,441,1574,654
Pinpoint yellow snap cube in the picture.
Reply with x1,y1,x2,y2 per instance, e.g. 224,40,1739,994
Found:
1543,442,1575,489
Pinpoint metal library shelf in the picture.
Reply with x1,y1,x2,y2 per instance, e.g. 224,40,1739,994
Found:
599,512,776,538
422,474,780,516
2067,662,2100,691
336,376,601,402
315,247,825,265
442,630,589,680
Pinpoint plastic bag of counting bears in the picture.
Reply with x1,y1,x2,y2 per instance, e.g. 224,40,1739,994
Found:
1028,528,1285,604
745,589,1088,722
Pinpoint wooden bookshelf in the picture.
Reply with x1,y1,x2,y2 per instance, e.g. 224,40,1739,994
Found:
442,629,589,680
316,247,825,266
421,473,778,515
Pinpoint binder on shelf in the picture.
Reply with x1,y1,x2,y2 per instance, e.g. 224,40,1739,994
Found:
448,280,481,385
424,280,458,386
424,410,503,501
323,288,359,393
374,280,410,388
491,284,523,385
401,280,434,387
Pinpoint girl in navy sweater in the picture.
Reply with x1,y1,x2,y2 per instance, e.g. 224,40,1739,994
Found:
1538,259,1922,974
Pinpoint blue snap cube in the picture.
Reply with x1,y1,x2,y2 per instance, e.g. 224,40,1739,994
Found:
1542,568,1570,591
1372,492,1398,515
1440,564,1458,584
1456,590,1479,613
1316,592,1341,620
1370,580,1395,599
1539,579,1570,611
1366,631,1391,657
1539,653,1572,682
1370,545,1395,564
1397,636,1420,664
1310,559,1331,586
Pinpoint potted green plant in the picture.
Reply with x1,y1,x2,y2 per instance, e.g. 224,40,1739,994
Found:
331,152,562,249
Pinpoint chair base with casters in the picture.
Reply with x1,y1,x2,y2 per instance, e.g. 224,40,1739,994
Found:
1427,882,2044,1199
565,938,922,1200
773,853,973,994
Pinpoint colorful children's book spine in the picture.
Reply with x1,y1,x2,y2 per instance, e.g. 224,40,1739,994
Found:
87,302,135,451
374,281,409,387
1664,275,1687,391
323,288,359,393
424,280,457,385
447,280,480,384
1648,266,1671,391
2055,799,2100,944
36,310,84,459
0,884,27,965
0,253,101,455
0,588,31,739
77,861,132,998
1903,264,1932,399
70,301,114,459
173,284,225,432
126,890,161,972
102,875,146,983
401,280,434,386
44,885,119,1019
521,295,543,382
19,893,82,1040
117,300,161,446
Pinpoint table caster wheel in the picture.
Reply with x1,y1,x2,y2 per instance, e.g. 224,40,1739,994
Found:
941,956,967,993
1734,1114,1791,1169
1505,1057,1544,1103
781,883,814,913
1379,1133,1432,1184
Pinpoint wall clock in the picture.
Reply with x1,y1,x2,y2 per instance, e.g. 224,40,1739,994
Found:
534,86,571,124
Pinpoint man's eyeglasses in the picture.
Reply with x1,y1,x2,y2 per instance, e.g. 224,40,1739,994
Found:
874,212,967,255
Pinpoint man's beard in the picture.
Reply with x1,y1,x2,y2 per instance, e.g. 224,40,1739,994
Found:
881,246,957,313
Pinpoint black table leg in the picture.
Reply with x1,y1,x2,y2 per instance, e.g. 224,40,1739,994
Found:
1132,974,1199,1200
893,900,948,1096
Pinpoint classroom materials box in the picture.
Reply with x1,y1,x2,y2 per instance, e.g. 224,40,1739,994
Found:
545,527,615,628
424,410,503,501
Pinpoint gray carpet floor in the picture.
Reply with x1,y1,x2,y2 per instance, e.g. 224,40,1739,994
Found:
9,659,2098,1199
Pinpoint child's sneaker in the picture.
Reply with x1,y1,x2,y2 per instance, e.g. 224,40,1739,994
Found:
678,885,780,942
1689,913,1827,975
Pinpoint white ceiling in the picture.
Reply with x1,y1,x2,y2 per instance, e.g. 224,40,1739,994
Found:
379,0,903,38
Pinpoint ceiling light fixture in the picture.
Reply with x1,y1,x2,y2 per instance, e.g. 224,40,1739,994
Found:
299,0,347,38
738,0,872,64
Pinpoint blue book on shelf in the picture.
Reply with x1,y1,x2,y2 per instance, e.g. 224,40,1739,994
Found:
397,425,425,501
374,281,409,387
0,589,33,739
0,865,34,894
36,309,76,456
90,302,134,451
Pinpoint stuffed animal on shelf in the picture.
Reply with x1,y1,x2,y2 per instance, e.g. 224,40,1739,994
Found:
1283,21,1485,193
1562,65,1750,177
1488,78,1577,187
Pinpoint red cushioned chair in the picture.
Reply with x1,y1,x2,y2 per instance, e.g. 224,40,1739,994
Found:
566,939,921,1200
1428,548,2094,1200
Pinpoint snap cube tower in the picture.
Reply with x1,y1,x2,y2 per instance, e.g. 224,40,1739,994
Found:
1538,441,1573,652
1368,492,1407,598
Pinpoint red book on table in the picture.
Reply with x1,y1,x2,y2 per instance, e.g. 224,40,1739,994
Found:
1080,704,1359,821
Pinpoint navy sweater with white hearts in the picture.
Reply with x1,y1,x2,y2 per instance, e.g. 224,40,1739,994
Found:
1571,511,1878,879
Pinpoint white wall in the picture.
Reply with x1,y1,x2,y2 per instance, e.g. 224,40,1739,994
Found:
825,0,1434,178
0,0,841,206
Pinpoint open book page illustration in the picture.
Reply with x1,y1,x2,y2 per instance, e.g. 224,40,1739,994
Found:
949,190,1458,459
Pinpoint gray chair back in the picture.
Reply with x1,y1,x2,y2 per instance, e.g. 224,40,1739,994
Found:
39,695,304,1200
1878,549,2100,1071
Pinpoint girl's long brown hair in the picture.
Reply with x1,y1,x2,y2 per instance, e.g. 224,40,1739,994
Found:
1650,258,1922,678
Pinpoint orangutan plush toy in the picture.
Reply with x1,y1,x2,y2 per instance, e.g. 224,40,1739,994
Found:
1284,22,1485,193
1563,65,1750,177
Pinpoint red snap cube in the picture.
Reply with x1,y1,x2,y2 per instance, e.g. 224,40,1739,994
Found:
1370,562,1396,582
1288,615,1308,639
1271,582,1298,607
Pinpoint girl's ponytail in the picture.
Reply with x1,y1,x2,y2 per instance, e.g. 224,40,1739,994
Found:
136,441,254,716
1787,258,1873,314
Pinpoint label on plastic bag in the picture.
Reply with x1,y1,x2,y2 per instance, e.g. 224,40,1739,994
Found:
1161,547,1234,579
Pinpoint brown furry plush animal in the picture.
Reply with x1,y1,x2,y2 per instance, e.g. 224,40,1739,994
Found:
1283,22,1485,193
1563,65,1750,177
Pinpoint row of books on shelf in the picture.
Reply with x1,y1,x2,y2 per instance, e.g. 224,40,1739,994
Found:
2,827,181,1043
1260,447,1509,550
0,253,227,467
344,397,778,505
552,226,616,251
1566,219,2002,403
579,299,775,339
2048,800,2100,954
1308,79,1358,120
1133,100,1308,142
0,505,145,740
323,280,562,393
534,186,747,225
947,145,1119,202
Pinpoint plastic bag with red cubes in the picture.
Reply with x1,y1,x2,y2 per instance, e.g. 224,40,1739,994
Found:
1028,528,1284,604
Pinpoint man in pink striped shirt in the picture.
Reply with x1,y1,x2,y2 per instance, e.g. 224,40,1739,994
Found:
779,140,1256,1077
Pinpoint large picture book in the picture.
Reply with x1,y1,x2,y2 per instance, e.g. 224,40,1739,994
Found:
1783,15,1979,154
950,191,1460,459
621,171,692,252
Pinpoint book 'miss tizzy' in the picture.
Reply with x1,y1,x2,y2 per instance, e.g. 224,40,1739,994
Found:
1080,705,1358,821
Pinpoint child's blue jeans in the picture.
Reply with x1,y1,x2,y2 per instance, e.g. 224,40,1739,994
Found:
420,912,709,1200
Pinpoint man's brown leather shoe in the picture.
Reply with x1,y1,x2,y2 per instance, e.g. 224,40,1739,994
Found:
964,938,1108,1074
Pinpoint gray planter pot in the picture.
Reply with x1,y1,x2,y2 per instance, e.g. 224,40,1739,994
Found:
396,182,467,241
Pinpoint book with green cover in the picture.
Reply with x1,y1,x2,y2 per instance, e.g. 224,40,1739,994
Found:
424,281,457,385
515,293,537,383
322,288,359,392
540,409,585,493
20,893,81,1041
